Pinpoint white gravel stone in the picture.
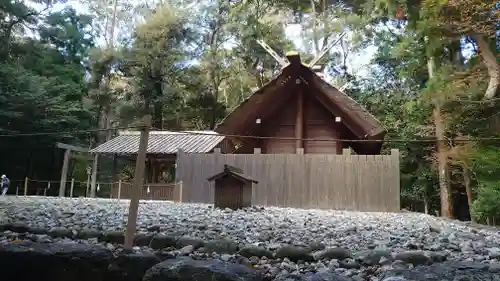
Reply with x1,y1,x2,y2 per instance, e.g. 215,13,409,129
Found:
1,196,500,267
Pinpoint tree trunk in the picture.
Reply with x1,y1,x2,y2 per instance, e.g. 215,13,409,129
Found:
428,56,453,219
97,104,111,143
471,34,500,99
153,102,163,129
433,105,453,219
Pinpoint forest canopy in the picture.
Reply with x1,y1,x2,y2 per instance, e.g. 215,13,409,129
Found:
1,0,500,224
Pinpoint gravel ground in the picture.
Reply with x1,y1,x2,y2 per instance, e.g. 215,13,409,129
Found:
1,196,500,280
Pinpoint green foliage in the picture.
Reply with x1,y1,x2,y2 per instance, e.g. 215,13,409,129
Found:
469,144,500,223
0,1,94,182
2,0,500,222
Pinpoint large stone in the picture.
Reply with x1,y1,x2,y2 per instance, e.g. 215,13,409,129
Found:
99,231,126,244
0,240,167,281
175,236,205,249
378,261,499,281
134,234,154,247
150,234,178,250
313,248,351,261
108,250,161,281
75,228,102,239
275,271,355,281
203,239,239,254
239,246,274,259
0,241,113,281
4,222,30,233
142,257,263,281
355,249,392,266
393,251,431,265
48,227,74,238
276,246,314,262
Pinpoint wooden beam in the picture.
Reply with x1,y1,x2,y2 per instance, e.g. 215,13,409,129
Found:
256,39,289,68
58,149,72,197
307,32,346,68
56,142,88,153
295,89,304,151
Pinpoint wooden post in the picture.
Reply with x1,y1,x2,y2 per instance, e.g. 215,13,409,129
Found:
44,181,50,196
118,179,122,199
124,114,151,249
295,89,304,152
86,166,91,197
335,117,342,153
24,177,28,196
59,149,72,197
391,149,401,211
179,181,183,202
16,185,18,196
253,148,261,154
70,178,75,198
90,153,99,198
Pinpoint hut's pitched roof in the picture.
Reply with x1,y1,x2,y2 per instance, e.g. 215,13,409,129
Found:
214,64,386,154
207,165,258,184
90,130,224,155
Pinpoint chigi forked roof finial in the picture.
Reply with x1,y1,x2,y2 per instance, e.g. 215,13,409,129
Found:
255,32,348,90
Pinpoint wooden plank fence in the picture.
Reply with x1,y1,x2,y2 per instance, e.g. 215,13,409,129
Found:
109,181,182,201
175,148,400,212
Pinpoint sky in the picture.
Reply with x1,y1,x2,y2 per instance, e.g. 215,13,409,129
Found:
284,23,376,78
29,0,376,80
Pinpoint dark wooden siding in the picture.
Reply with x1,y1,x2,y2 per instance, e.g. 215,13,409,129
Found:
234,88,347,155
303,93,342,154
261,101,297,154
214,177,252,209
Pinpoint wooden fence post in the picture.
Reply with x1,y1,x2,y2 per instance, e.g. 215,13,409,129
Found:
44,181,50,196
391,148,401,212
179,181,183,202
24,177,28,196
70,178,75,198
118,179,122,199
15,185,18,196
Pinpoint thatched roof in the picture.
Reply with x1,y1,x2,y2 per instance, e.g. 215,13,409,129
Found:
214,63,386,155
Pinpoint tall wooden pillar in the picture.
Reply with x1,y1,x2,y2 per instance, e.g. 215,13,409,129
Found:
295,89,304,152
59,149,72,197
90,153,99,197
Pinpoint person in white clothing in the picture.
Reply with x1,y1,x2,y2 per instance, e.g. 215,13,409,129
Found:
1,174,10,196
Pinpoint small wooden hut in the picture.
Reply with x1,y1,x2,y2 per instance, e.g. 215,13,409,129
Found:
207,164,258,210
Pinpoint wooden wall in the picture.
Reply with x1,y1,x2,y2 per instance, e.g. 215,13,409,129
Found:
175,148,401,212
253,88,347,155
109,182,181,201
